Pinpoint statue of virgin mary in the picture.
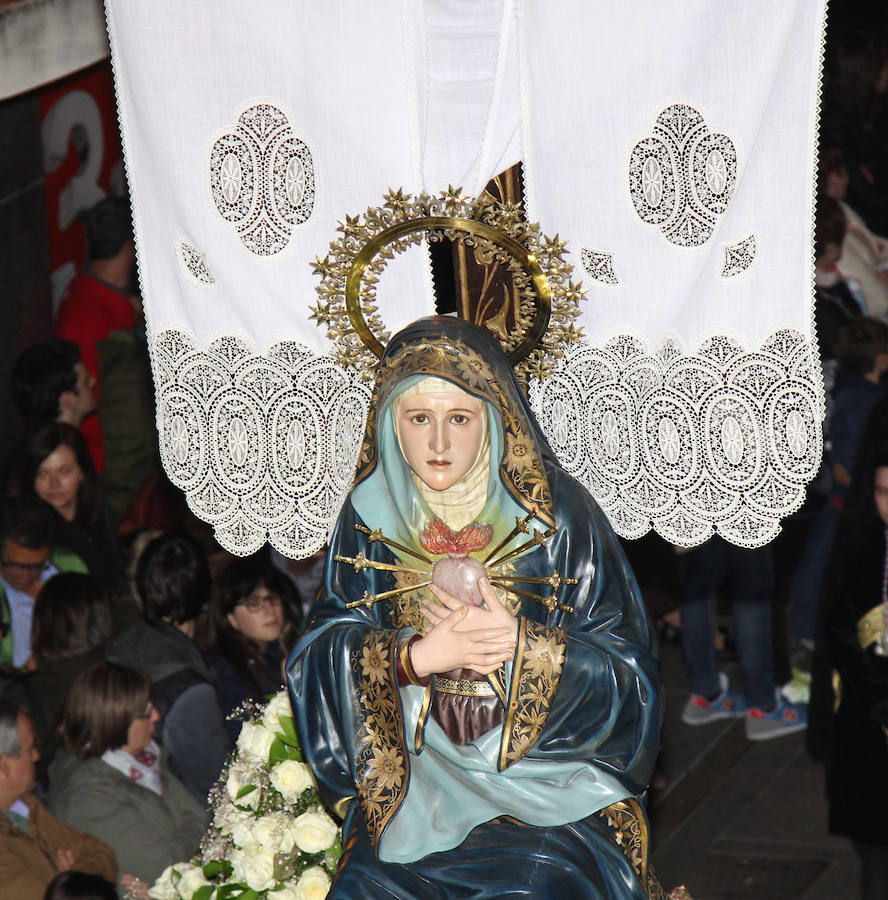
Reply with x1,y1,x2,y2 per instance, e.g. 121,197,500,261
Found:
287,315,666,898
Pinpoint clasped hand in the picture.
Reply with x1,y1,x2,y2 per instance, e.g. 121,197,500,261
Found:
410,577,518,678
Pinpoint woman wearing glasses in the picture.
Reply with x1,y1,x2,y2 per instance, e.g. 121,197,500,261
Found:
47,660,206,897
209,556,299,745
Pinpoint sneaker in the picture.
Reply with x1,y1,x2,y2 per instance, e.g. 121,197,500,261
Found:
745,693,807,741
681,673,746,725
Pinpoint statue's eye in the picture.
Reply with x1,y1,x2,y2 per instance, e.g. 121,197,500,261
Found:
451,414,468,425
410,413,428,425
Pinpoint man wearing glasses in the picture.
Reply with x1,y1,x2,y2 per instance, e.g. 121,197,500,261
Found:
0,497,87,668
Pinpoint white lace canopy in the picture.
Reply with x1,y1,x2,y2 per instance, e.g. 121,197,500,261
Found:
105,0,827,554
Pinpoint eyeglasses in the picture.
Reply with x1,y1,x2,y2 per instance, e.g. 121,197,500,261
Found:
0,556,50,574
134,702,156,720
237,592,283,613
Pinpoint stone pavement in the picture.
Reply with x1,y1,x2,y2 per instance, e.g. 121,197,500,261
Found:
648,640,858,900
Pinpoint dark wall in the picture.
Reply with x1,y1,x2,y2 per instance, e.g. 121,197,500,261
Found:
0,90,53,469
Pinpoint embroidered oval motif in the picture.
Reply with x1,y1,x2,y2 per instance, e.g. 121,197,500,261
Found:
285,157,306,206
720,415,744,465
220,153,243,204
169,415,190,464
550,399,569,447
601,410,621,459
658,417,681,464
768,386,820,481
705,149,727,195
586,385,639,484
785,410,808,458
642,156,664,207
286,419,305,469
228,417,249,466
335,410,360,470
701,393,761,486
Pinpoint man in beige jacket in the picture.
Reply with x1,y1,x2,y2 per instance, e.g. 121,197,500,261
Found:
0,692,117,899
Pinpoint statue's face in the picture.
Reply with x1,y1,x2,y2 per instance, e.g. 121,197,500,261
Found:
396,391,485,491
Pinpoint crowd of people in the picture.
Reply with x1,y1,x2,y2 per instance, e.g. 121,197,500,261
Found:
0,196,316,896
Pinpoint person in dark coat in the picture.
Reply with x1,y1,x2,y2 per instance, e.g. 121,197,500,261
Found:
208,555,299,747
105,531,228,804
11,423,122,595
816,454,888,899
25,573,113,770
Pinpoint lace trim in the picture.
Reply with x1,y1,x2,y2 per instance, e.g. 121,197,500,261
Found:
629,103,737,248
209,103,315,257
721,234,756,278
581,248,620,285
529,330,824,548
152,329,370,557
175,240,217,288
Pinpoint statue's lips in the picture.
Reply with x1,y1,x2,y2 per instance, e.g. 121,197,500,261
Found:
426,459,451,467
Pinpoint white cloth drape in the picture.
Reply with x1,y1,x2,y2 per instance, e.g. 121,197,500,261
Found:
106,0,826,553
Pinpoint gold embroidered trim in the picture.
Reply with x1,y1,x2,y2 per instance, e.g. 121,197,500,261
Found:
597,798,668,900
488,666,507,705
499,617,566,770
414,682,432,754
858,604,885,651
353,629,408,852
434,676,497,696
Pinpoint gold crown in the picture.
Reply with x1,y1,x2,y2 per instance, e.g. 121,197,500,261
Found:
310,187,586,381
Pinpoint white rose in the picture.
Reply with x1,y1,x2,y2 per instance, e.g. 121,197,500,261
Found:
231,816,256,850
293,866,332,900
292,810,338,853
177,864,212,898
214,798,251,836
262,691,293,734
237,721,276,762
253,811,299,854
226,759,260,810
148,865,178,900
270,888,300,900
230,843,276,892
270,759,314,801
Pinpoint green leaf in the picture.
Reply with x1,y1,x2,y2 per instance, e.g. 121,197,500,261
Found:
236,783,257,800
269,735,301,763
215,885,250,899
192,887,214,900
203,858,233,880
277,713,300,746
324,835,343,871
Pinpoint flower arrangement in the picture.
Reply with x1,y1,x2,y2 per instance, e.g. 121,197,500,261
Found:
148,691,341,900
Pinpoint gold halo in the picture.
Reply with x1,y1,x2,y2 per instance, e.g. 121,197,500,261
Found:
345,216,551,365
310,188,585,380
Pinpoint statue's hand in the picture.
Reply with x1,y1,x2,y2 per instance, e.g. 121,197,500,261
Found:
426,577,518,642
410,602,515,678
